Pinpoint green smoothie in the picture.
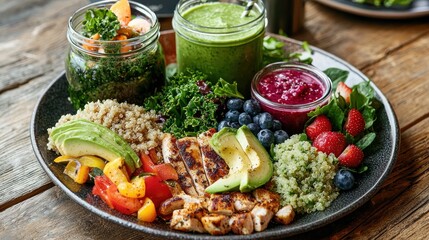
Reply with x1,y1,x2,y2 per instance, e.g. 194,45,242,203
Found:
173,1,265,96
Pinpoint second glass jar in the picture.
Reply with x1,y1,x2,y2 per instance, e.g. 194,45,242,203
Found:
173,0,266,96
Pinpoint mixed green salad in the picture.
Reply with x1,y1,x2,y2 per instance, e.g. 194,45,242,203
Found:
352,0,414,7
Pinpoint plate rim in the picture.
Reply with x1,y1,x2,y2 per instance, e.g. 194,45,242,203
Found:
314,0,429,19
30,32,400,239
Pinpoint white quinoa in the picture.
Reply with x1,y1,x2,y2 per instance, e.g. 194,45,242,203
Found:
271,134,339,214
47,99,164,154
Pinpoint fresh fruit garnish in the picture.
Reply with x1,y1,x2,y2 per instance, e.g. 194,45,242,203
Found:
334,169,355,190
345,109,365,137
312,131,346,157
305,115,332,141
338,144,364,168
335,81,352,104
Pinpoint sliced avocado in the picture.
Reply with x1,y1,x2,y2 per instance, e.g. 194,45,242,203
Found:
50,119,140,173
236,125,273,192
205,127,251,194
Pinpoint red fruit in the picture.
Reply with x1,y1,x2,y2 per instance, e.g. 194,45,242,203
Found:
345,109,365,137
338,144,364,168
335,82,352,104
306,115,332,141
313,131,347,157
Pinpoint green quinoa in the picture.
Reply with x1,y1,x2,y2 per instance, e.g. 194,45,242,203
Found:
271,134,339,214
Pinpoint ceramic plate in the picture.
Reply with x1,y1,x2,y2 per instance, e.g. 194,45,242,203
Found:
315,0,429,19
30,31,400,239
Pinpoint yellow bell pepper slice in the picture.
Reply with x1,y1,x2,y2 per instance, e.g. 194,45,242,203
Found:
138,197,157,222
63,160,90,184
78,156,106,169
54,155,78,163
117,176,145,198
103,158,129,185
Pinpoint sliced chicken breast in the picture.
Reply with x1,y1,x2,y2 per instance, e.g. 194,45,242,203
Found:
197,129,229,185
162,134,198,196
176,137,209,195
201,213,231,235
170,209,206,233
206,194,235,216
251,202,274,232
275,205,295,225
230,212,254,235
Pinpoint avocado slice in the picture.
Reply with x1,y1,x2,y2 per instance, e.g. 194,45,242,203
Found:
51,119,140,168
236,125,273,192
50,119,140,173
205,127,251,194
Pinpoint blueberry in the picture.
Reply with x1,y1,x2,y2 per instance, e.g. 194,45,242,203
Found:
217,120,230,131
257,129,274,148
274,130,289,144
253,113,262,126
243,99,261,116
334,169,355,190
247,123,260,136
238,112,252,125
272,120,282,131
225,110,240,122
230,122,241,129
226,98,244,111
258,112,274,129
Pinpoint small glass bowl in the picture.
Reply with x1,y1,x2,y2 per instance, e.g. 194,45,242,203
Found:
251,62,332,134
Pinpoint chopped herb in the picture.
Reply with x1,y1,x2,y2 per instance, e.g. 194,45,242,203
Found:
262,36,313,66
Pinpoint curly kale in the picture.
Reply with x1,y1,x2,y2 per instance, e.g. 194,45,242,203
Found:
82,8,120,40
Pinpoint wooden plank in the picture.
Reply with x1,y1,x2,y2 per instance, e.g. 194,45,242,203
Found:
0,0,86,206
294,2,429,69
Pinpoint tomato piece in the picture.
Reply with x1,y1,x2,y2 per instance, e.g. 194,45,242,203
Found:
148,148,159,164
140,152,156,173
106,184,143,215
153,164,179,181
93,175,114,209
143,175,172,209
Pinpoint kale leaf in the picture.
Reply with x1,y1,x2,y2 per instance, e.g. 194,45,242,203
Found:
82,8,120,40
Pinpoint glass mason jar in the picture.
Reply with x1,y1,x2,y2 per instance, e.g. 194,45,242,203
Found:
66,0,165,110
173,0,266,96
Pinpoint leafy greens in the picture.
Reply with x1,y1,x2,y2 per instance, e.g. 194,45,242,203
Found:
82,8,120,40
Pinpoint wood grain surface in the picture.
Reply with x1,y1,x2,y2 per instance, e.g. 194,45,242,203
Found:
1,0,428,239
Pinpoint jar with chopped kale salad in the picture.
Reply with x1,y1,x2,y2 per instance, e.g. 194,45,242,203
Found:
66,0,165,110
173,0,266,96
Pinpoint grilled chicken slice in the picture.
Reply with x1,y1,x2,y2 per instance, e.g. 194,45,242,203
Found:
197,129,229,185
159,194,205,216
170,208,206,233
176,137,209,195
252,188,281,213
275,205,295,225
229,212,254,235
201,213,231,235
251,202,274,232
162,134,198,196
206,194,235,216
230,192,256,212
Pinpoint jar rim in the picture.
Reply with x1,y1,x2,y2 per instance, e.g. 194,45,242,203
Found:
251,62,333,110
67,0,160,55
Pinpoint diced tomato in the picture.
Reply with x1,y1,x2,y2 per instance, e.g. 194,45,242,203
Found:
140,152,157,173
106,184,143,215
153,164,178,181
92,175,114,209
143,175,172,209
148,148,159,164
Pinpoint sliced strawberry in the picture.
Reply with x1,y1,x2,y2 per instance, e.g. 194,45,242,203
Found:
306,115,332,141
338,144,364,168
335,82,352,104
313,131,347,157
345,108,365,137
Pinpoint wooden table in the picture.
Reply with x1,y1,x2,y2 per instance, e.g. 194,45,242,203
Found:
1,0,428,239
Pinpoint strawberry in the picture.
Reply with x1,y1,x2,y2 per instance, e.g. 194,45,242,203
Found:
306,115,332,141
335,82,352,104
312,131,347,157
345,108,365,137
338,144,364,168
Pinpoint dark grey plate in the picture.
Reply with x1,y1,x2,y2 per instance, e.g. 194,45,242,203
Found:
315,0,429,19
30,32,400,239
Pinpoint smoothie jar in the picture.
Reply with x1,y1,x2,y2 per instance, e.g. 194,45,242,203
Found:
66,1,165,110
173,0,266,96
251,62,332,134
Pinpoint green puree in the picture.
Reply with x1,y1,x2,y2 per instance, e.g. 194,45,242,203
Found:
175,2,265,96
